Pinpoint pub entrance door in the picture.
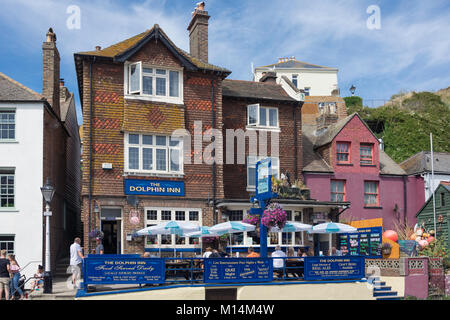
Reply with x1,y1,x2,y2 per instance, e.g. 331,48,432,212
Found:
100,208,122,254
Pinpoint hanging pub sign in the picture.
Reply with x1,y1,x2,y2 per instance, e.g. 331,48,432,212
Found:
124,179,185,197
338,227,382,259
129,209,140,225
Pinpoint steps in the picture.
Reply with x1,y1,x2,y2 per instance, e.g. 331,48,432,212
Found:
370,277,403,300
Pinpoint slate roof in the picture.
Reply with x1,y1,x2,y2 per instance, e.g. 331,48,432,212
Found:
258,59,336,70
400,151,450,175
0,72,43,101
303,112,407,175
222,79,297,102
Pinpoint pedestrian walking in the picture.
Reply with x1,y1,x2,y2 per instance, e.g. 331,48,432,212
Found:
8,254,24,300
0,250,10,300
70,237,85,287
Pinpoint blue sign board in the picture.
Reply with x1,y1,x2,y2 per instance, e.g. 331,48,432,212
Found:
339,227,382,259
204,258,273,284
124,179,185,197
83,256,165,285
256,159,274,201
304,256,365,281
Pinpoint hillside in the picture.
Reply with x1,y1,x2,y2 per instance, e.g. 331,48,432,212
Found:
344,88,450,163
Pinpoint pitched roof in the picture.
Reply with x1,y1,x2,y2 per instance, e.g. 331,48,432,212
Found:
379,150,407,175
302,124,333,173
314,113,357,148
222,79,297,102
258,59,336,70
400,151,450,175
75,24,231,74
0,72,43,101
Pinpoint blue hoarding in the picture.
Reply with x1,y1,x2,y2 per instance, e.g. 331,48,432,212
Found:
304,256,365,281
124,179,185,197
204,258,273,283
83,256,165,285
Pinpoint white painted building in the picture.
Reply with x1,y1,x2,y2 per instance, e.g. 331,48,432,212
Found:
254,57,339,97
0,75,45,285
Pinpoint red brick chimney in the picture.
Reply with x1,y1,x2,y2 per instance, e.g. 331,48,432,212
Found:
187,2,210,63
42,27,61,118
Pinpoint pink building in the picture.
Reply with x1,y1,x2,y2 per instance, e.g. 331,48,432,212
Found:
302,112,424,231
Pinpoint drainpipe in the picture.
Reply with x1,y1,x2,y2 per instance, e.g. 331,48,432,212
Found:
211,77,216,225
403,175,407,227
88,57,96,253
294,101,304,181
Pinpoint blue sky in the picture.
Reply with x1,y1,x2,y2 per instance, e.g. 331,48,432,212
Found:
1,0,449,124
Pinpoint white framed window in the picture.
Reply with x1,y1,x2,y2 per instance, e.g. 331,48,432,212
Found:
304,87,310,96
144,208,202,248
124,133,183,175
247,104,279,129
247,156,279,190
0,235,15,254
0,169,15,209
0,110,16,141
124,62,183,104
292,75,298,88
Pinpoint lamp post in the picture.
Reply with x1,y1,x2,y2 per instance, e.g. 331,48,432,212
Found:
349,85,356,96
40,178,55,294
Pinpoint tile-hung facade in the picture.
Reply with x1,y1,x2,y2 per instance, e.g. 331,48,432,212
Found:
75,6,231,255
75,3,349,256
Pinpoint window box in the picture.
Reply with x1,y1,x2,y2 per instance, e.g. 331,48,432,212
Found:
124,62,183,105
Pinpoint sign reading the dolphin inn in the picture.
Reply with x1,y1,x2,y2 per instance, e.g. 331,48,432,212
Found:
204,258,273,284
304,256,365,281
124,179,185,196
84,256,165,285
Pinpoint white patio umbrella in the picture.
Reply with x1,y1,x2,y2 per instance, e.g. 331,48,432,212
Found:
209,221,256,255
185,226,220,238
309,222,357,256
136,221,200,257
269,221,313,233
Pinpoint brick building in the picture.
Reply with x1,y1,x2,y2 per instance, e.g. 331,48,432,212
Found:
0,28,80,280
75,3,348,256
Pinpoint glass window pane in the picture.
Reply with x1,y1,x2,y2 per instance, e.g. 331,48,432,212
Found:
169,71,179,97
248,105,258,125
129,147,139,170
269,109,278,127
143,148,153,170
170,149,180,172
248,167,256,187
156,136,166,146
146,210,157,220
156,69,166,75
143,76,153,95
142,135,153,145
129,64,140,92
143,68,153,74
161,234,172,245
189,211,199,221
161,210,172,220
169,137,180,147
156,78,166,96
175,211,185,221
156,149,167,171
129,134,139,144
259,108,267,126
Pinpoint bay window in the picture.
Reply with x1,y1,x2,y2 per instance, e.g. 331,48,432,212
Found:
125,62,183,104
125,133,183,175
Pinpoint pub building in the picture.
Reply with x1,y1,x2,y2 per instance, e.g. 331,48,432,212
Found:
75,2,348,256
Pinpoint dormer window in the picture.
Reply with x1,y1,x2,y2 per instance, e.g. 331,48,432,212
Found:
125,62,183,104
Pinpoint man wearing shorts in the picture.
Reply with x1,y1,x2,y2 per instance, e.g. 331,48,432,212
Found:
0,249,11,300
69,238,85,286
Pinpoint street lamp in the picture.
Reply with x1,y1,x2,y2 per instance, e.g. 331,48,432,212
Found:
349,85,356,96
40,178,55,294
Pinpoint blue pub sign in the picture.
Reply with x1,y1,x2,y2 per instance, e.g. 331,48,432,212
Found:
304,256,365,281
203,258,273,284
124,179,185,197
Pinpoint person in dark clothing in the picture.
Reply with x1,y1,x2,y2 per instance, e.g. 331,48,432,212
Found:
0,250,11,301
209,250,221,258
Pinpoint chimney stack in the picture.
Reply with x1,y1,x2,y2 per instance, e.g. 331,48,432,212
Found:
259,71,277,84
187,2,210,63
42,27,61,118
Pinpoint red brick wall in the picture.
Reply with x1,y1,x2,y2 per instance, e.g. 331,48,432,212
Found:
222,98,302,199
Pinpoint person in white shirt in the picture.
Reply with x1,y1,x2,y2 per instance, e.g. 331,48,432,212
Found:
271,246,287,277
70,238,85,286
202,247,213,259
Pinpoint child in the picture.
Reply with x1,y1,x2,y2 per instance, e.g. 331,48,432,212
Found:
30,265,44,293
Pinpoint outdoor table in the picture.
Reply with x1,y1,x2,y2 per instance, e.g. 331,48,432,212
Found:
285,259,304,278
165,261,191,281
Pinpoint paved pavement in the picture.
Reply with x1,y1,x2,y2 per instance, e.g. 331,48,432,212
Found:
27,277,77,300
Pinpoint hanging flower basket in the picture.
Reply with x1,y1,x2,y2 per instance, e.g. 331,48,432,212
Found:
243,213,260,226
261,202,287,229
89,229,104,240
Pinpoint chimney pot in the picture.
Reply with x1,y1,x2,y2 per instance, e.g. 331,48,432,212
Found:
60,78,65,87
95,45,101,51
46,28,56,42
196,1,205,11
